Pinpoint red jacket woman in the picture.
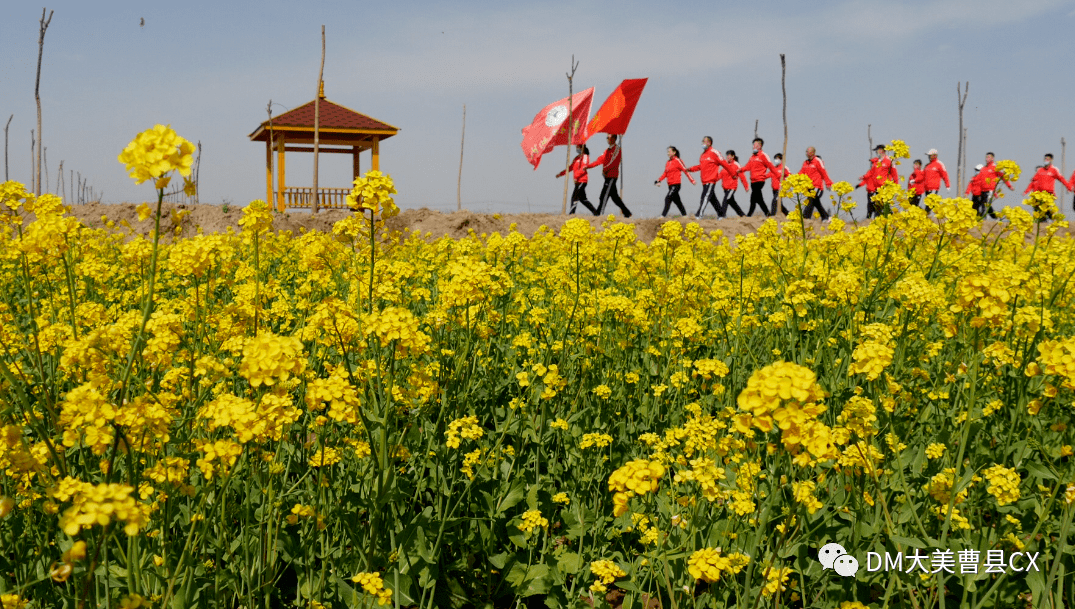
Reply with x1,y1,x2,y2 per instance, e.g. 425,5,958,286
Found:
655,146,694,216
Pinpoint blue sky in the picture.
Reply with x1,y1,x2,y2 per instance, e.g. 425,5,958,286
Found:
2,0,1074,218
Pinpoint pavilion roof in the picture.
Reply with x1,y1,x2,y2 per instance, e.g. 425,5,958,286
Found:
249,97,399,142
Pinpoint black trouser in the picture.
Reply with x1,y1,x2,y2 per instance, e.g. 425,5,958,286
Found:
746,181,772,216
908,194,922,208
721,188,745,217
569,183,598,215
597,177,631,217
802,190,829,220
696,183,721,216
865,190,878,218
772,189,788,215
979,191,997,219
662,184,686,216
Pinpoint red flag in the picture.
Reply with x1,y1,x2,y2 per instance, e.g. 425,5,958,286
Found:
587,78,647,136
520,87,594,169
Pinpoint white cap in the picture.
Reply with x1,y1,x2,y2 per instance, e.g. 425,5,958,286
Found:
975,164,984,171
927,149,938,156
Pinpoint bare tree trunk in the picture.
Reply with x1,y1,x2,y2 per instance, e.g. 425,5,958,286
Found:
754,119,759,139
457,104,465,211
267,100,275,208
955,82,968,192
867,124,873,158
43,147,48,193
312,25,325,214
30,130,35,186
35,8,53,195
57,160,63,199
961,127,968,195
562,55,579,215
780,54,788,218
1062,138,1067,215
4,115,11,182
194,141,201,204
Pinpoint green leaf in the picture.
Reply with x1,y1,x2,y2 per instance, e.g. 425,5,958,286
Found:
1024,462,1057,481
497,481,526,515
888,534,927,549
557,551,582,574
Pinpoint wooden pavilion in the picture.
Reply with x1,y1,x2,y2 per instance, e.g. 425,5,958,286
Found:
249,84,399,211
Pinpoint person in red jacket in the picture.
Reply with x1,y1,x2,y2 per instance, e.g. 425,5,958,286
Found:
922,149,950,205
799,146,833,219
867,144,899,216
965,164,986,216
687,136,733,217
719,150,746,217
586,134,631,217
979,152,1012,219
856,157,879,218
655,146,695,216
556,145,598,215
1023,154,1071,195
907,159,926,207
740,137,779,216
770,153,791,215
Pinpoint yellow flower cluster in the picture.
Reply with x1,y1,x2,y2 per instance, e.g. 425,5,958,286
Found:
589,559,626,593
346,170,399,219
1037,338,1075,389
736,362,832,459
117,124,194,185
445,415,483,449
51,478,150,536
364,306,431,354
791,480,822,514
517,509,548,533
608,460,666,517
579,433,613,450
239,332,307,387
983,464,1021,506
238,199,274,234
350,572,393,606
848,341,893,381
686,548,750,583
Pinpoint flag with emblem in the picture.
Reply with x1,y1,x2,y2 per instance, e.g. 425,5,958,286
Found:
520,87,594,169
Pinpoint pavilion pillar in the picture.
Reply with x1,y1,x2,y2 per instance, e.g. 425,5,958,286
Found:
352,145,361,180
371,137,380,171
265,139,273,207
276,133,286,212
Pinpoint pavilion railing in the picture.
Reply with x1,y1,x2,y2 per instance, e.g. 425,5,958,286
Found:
281,187,351,209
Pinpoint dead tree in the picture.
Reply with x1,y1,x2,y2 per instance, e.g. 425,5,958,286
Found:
867,124,873,157
312,25,325,214
4,115,11,182
754,119,759,139
780,54,788,217
457,104,465,210
561,55,579,215
35,8,54,195
955,82,969,192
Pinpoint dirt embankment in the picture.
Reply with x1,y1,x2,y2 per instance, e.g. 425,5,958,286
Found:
64,202,828,243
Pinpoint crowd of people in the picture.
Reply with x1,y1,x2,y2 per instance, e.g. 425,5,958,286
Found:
555,135,1073,219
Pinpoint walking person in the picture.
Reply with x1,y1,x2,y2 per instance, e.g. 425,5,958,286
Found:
740,138,779,216
979,152,1012,219
655,146,695,217
587,134,632,217
799,146,833,219
965,164,986,216
922,149,950,207
868,144,899,215
556,145,598,215
907,159,926,208
769,153,790,215
719,150,746,217
687,136,732,217
855,157,879,218
1023,154,1071,220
